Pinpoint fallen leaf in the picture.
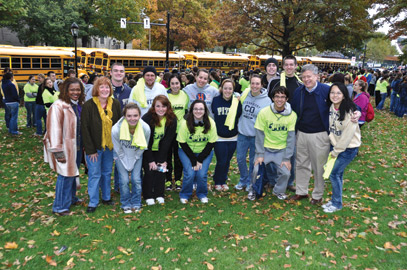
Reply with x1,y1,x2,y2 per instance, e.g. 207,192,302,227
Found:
4,242,18,249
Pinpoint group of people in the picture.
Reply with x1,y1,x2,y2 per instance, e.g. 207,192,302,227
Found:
5,55,403,217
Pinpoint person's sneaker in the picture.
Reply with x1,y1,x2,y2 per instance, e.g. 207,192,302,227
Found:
156,197,165,204
146,199,155,206
123,208,132,214
200,197,209,204
322,201,333,209
248,191,255,201
165,182,173,191
273,193,288,200
175,180,182,190
215,185,223,191
193,183,197,191
323,205,341,213
180,198,188,204
222,184,229,191
245,185,251,192
234,183,245,190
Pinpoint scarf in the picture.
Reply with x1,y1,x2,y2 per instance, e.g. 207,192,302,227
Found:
323,155,337,180
240,88,250,103
119,119,147,149
131,78,147,108
92,96,113,150
224,96,239,130
280,71,302,87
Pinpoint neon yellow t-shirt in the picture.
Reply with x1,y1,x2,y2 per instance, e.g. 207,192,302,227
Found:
152,117,166,151
168,90,189,132
376,79,389,94
177,118,218,153
254,106,297,149
24,83,39,102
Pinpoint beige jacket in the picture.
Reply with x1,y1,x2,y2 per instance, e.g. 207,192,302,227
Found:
328,105,361,157
43,99,79,177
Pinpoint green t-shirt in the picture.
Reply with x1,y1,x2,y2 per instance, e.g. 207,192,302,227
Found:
152,117,166,151
239,77,250,92
177,118,218,153
168,90,189,132
376,79,389,94
254,106,297,149
24,83,39,102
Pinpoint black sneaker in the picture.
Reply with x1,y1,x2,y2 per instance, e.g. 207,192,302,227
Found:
86,206,96,213
101,199,114,205
175,180,182,190
165,182,173,191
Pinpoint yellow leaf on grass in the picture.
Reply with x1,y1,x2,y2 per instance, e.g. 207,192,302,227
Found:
206,262,214,270
46,255,57,266
53,230,60,236
66,257,74,266
4,242,18,249
397,232,407,238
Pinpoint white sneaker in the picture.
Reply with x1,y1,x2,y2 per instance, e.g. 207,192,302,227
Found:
322,201,333,209
146,199,155,206
245,185,251,192
222,184,229,191
234,183,245,190
156,197,165,204
215,185,223,191
248,191,255,201
123,208,132,214
180,198,188,204
323,205,341,213
200,197,209,204
273,193,287,200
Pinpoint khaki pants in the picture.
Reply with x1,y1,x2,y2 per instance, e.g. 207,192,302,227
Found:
295,131,330,200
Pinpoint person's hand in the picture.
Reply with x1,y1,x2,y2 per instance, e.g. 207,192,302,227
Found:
254,157,264,166
351,110,361,123
89,153,98,163
160,162,167,170
149,162,157,171
193,162,202,171
281,160,291,171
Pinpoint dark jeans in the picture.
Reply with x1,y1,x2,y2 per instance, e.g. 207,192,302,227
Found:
374,90,381,108
25,101,36,127
35,104,46,135
213,141,237,185
166,137,183,182
142,151,166,200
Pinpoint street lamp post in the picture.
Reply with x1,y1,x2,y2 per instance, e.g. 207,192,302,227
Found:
70,22,79,77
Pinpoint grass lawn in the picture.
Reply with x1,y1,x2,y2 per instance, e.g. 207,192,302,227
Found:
0,103,406,269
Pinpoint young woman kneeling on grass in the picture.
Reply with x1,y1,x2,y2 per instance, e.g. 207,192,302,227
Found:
112,103,150,213
323,82,361,213
177,100,218,204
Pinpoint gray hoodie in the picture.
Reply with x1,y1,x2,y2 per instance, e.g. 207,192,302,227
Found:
255,102,296,162
111,117,151,171
238,88,271,137
183,83,219,117
128,82,168,116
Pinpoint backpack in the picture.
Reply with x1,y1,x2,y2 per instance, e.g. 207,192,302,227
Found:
366,101,374,122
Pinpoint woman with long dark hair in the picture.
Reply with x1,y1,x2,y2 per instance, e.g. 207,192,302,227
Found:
323,83,361,213
177,100,217,204
142,95,177,205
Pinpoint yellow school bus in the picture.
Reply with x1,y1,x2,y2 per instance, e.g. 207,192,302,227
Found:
178,52,249,71
0,46,74,82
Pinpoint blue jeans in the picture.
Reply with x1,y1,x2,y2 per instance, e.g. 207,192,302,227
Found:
179,148,213,200
265,147,296,187
35,104,47,135
329,147,358,209
3,99,10,128
86,148,113,207
389,91,399,112
116,158,143,209
377,93,387,110
213,141,237,185
113,163,120,192
5,102,19,135
53,174,75,213
25,101,36,127
236,134,255,187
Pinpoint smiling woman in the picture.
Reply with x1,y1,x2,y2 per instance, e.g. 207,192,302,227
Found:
81,76,122,213
43,78,85,216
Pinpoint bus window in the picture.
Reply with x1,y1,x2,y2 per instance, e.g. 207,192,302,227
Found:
12,58,21,69
153,60,158,67
32,58,41,68
159,61,164,67
136,60,142,67
42,58,50,68
0,58,10,68
22,58,31,69
143,60,148,67
51,58,61,68
95,58,102,65
89,57,95,64
129,60,134,67
122,60,129,67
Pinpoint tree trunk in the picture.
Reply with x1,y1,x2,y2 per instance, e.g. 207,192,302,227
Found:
223,46,228,54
